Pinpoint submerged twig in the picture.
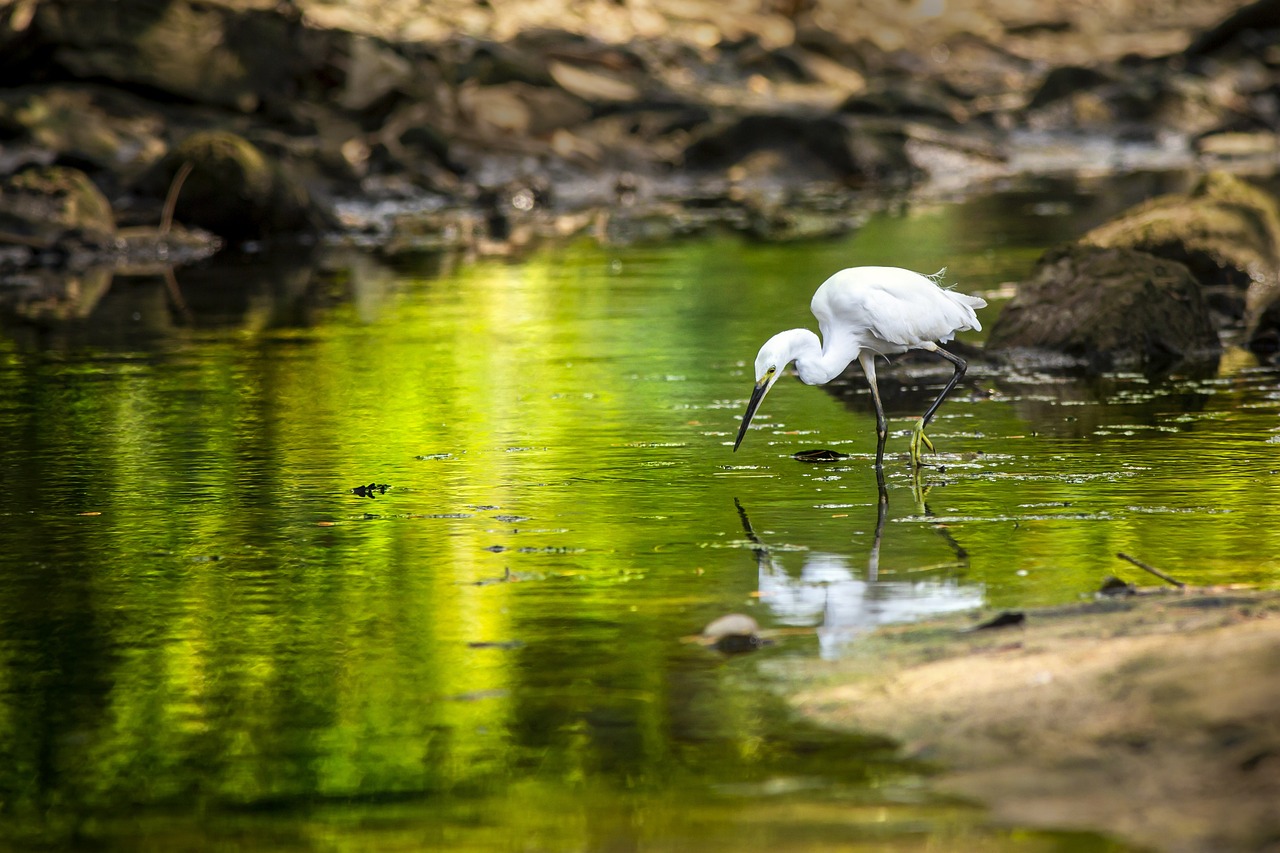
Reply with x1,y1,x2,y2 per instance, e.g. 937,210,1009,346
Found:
162,266,193,322
1116,552,1185,588
160,161,194,237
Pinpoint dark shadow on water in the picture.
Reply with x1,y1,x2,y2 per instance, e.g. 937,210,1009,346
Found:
0,248,433,351
816,350,1219,441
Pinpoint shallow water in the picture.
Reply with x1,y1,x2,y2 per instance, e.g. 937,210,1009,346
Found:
0,177,1275,851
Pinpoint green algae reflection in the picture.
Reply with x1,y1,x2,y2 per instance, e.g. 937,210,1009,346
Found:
0,188,1274,851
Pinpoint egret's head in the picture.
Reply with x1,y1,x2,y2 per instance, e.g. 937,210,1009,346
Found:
733,331,808,452
754,330,812,384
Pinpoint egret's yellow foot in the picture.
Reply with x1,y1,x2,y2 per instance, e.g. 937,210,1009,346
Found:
909,420,935,467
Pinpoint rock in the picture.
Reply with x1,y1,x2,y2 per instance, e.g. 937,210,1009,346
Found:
110,225,223,274
455,38,556,88
986,244,1221,370
456,81,592,139
1195,130,1280,162
1025,63,1229,138
26,0,327,113
0,85,167,184
682,113,912,185
702,613,761,639
1251,298,1280,357
0,165,114,249
700,613,767,654
839,78,967,124
1185,0,1280,57
548,60,642,103
1081,172,1280,351
369,102,464,189
1025,65,1114,110
338,36,414,112
134,131,326,241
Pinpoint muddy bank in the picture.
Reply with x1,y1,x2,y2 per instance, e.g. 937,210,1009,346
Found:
783,587,1280,853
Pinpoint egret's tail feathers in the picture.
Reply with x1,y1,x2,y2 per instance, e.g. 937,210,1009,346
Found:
940,288,987,332
952,292,988,310
932,268,988,312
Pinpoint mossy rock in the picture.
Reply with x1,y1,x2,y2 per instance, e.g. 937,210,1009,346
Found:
138,131,323,241
1082,172,1280,352
0,165,115,247
986,244,1221,370
1084,173,1279,305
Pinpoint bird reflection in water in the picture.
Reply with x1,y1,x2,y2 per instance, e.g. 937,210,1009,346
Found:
734,488,979,659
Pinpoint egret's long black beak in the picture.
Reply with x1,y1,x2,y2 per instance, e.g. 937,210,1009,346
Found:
733,379,773,452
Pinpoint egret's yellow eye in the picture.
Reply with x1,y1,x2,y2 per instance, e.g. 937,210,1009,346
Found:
766,366,776,376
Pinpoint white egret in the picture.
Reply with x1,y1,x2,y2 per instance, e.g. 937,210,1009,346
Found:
732,266,987,468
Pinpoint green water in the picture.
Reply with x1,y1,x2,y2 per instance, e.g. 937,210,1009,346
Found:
0,183,1275,851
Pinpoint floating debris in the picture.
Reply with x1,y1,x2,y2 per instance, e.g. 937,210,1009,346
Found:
470,567,545,585
446,689,507,702
351,483,389,498
471,569,511,586
793,449,849,462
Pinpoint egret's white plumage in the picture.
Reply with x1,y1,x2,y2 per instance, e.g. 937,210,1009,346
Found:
734,266,987,468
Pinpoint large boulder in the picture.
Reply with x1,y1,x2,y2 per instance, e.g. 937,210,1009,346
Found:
20,0,328,113
134,131,327,241
986,244,1221,370
1081,172,1280,353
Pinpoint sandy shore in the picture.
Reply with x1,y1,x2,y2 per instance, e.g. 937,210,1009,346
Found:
784,588,1280,852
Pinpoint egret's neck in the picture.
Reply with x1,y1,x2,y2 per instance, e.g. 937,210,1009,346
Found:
790,329,859,385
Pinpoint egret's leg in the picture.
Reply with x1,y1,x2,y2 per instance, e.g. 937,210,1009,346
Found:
911,343,968,467
859,353,889,470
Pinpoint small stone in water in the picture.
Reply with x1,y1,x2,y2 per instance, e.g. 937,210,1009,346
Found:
969,611,1026,631
701,613,769,654
1098,576,1136,596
